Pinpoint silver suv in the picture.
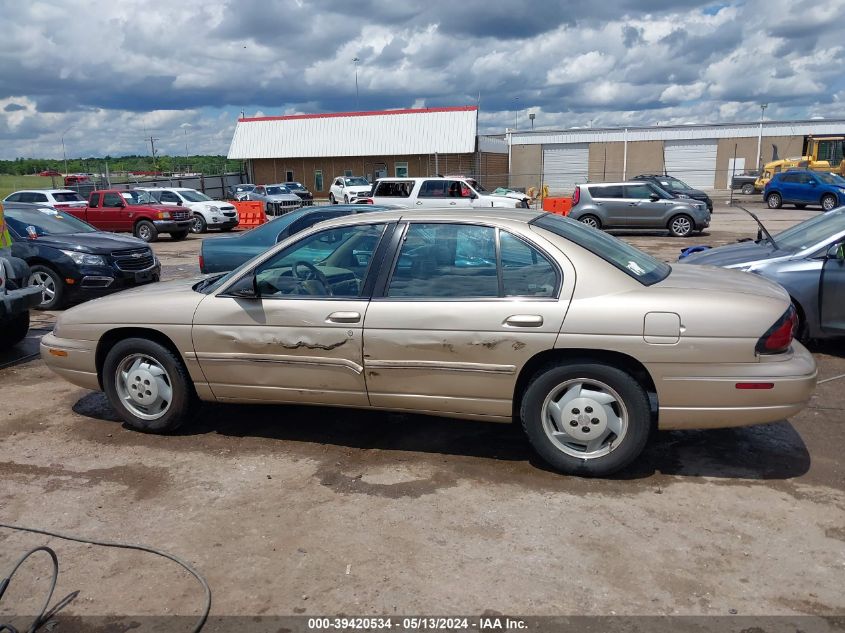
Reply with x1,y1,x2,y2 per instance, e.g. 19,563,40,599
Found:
569,182,711,237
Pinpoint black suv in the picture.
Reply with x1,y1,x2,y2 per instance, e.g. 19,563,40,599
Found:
284,182,314,205
633,174,713,211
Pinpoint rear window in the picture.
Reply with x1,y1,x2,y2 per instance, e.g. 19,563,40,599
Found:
531,214,671,286
52,192,85,203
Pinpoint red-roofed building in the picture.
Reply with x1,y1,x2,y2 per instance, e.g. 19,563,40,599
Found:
227,106,508,194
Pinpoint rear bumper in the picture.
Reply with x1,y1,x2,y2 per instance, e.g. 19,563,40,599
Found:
1,286,43,317
651,341,818,430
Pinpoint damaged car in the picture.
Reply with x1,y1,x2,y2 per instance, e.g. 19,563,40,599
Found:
41,209,817,477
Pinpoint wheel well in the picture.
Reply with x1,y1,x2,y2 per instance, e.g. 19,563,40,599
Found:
789,296,809,339
512,348,658,421
820,192,836,203
95,327,183,389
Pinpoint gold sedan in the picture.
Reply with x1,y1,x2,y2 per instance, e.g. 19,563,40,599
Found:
41,209,817,476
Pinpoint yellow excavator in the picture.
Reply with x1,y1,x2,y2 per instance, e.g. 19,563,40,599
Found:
755,136,845,189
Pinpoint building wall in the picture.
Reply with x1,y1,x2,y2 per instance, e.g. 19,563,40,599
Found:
509,144,542,192
588,142,624,181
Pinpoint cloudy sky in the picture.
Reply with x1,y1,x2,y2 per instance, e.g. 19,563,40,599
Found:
1,0,843,160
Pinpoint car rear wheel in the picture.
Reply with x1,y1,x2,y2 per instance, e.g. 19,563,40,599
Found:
520,362,651,477
134,220,158,243
668,214,694,237
103,337,198,433
821,194,838,212
0,312,29,350
767,192,782,209
191,214,207,234
171,230,190,241
742,183,755,195
329,193,336,204
579,215,601,229
28,265,64,310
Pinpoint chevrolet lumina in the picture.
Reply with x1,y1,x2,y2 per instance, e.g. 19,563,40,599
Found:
41,209,817,477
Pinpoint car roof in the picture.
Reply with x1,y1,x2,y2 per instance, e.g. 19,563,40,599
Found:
311,207,543,230
583,181,657,187
7,189,78,194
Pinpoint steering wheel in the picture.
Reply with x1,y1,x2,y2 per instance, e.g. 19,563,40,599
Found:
292,260,333,295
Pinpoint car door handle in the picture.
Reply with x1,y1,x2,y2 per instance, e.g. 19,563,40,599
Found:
449,202,457,205
504,314,544,327
326,311,361,324
415,201,423,205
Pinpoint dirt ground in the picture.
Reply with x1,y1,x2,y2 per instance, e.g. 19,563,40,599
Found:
1,198,844,624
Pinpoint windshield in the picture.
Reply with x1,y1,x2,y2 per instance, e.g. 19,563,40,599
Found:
122,190,158,205
816,172,845,185
180,190,213,202
5,207,97,236
531,213,671,285
344,177,369,186
53,192,85,203
286,182,305,190
773,208,845,251
266,186,290,195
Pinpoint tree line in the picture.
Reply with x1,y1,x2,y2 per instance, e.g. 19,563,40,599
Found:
0,155,245,176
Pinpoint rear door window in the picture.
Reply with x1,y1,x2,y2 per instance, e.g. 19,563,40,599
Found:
374,181,412,198
589,185,623,198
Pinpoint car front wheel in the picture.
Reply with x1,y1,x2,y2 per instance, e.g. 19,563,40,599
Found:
102,337,198,433
329,193,336,204
134,220,158,242
821,194,838,212
668,214,694,237
191,214,207,233
28,264,64,310
520,362,651,477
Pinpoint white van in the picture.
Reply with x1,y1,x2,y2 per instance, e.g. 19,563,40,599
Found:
368,178,529,209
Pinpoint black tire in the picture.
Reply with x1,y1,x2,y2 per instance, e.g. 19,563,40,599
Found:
28,264,65,310
170,230,190,241
668,213,694,237
343,195,349,204
767,192,783,209
741,183,755,195
520,362,651,477
102,337,198,433
134,219,158,243
191,214,207,234
794,204,807,210
821,194,838,212
0,312,29,350
329,193,337,204
579,214,602,230
792,300,809,343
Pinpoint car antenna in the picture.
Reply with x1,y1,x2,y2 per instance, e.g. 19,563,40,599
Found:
732,203,778,249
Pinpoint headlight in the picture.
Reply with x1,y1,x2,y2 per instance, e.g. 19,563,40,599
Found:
60,250,106,266
735,264,759,273
157,211,171,219
208,205,219,212
677,193,690,198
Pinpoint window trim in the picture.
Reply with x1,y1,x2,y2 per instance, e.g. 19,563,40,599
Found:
373,220,562,302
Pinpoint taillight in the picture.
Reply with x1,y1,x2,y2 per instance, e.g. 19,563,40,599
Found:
198,254,204,272
755,306,798,355
572,186,580,205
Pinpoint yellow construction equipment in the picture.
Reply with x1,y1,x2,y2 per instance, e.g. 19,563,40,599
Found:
755,136,845,189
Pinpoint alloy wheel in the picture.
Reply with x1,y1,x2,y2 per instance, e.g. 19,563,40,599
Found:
29,271,56,307
114,353,174,421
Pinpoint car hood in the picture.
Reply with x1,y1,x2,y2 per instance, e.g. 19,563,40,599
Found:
666,262,789,301
344,186,372,194
672,188,709,199
32,232,149,254
682,240,787,266
56,276,205,331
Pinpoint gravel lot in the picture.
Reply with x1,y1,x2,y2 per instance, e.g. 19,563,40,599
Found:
1,199,843,625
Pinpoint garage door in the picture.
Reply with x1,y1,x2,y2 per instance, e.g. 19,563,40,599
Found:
664,140,717,190
543,144,589,195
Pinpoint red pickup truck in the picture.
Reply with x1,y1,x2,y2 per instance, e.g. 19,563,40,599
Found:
67,190,194,242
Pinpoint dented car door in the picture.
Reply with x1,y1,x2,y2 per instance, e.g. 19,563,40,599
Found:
191,222,389,405
362,222,569,419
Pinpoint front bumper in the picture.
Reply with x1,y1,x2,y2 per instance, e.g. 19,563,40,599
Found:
66,261,161,302
1,285,44,318
153,219,193,232
209,216,239,229
651,341,818,430
40,331,100,391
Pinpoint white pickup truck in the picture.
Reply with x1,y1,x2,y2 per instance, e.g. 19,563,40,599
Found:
367,177,530,209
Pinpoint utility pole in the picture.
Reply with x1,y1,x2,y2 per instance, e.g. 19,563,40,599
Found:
149,135,160,172
514,97,520,130
756,103,768,170
61,126,73,176
184,127,189,172
352,57,360,110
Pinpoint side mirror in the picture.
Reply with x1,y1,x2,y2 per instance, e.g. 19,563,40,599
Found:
649,193,660,202
470,191,478,199
227,273,259,298
827,243,845,261
176,200,183,206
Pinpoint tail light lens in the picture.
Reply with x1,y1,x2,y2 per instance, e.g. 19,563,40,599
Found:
755,306,798,355
572,186,580,205
198,254,204,272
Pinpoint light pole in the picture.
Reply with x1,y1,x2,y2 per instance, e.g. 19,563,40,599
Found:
60,126,73,176
757,103,768,170
352,57,360,110
529,113,535,130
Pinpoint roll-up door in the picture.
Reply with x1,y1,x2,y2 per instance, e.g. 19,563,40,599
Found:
664,140,717,189
543,144,589,195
